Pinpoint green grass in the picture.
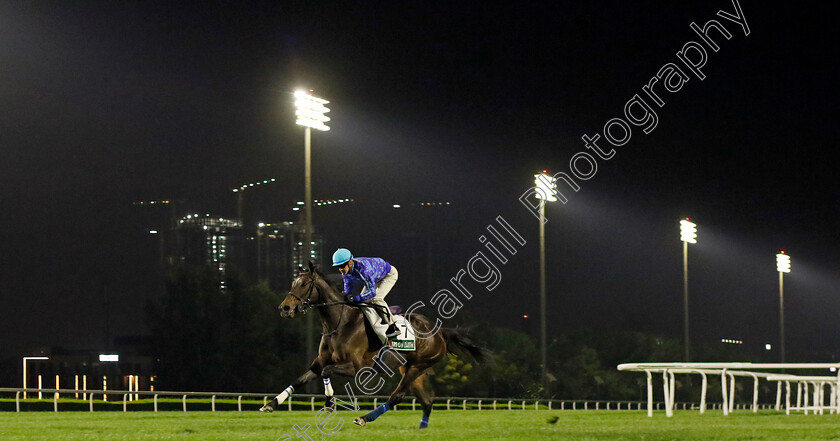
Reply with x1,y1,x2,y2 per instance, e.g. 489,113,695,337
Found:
1,410,840,440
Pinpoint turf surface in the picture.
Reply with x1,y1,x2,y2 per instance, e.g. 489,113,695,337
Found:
2,409,840,440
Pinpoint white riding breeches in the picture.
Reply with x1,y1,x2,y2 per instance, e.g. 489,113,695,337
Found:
360,266,398,342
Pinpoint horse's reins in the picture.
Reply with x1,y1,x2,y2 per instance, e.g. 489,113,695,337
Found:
287,278,392,335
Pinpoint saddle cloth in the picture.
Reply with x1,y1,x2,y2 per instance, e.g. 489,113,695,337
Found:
389,314,416,351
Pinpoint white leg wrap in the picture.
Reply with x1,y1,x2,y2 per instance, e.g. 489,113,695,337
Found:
323,378,334,397
275,386,294,405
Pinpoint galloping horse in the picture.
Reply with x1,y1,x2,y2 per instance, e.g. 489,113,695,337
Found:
260,262,483,429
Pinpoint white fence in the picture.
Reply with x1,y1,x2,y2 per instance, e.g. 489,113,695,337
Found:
766,375,838,415
618,362,840,417
0,387,659,413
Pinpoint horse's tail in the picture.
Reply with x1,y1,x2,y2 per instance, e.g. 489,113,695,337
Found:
440,327,485,364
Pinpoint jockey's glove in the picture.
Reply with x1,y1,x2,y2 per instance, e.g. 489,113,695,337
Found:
345,294,362,303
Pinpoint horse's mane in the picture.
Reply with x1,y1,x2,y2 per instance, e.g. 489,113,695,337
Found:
305,268,344,296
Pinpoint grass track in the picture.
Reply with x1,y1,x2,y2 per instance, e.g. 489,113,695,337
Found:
2,410,840,440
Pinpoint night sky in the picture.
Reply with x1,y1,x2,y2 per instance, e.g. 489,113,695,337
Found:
2,1,838,362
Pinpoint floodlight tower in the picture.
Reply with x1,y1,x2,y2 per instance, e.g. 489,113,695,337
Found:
534,172,557,397
776,251,791,363
294,90,330,265
679,218,697,362
294,90,330,375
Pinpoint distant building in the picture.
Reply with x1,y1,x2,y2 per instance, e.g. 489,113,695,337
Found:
254,222,326,292
168,214,244,290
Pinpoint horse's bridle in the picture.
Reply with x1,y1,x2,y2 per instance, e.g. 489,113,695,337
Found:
285,276,347,335
286,277,317,313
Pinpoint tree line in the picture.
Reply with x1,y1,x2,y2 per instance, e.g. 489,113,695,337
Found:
146,264,782,403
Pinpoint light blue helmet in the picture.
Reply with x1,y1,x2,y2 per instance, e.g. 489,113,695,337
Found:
332,248,353,266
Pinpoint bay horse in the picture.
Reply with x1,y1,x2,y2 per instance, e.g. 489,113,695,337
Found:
260,262,483,429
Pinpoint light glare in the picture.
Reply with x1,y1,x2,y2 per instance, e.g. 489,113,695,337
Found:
534,174,558,202
776,253,791,273
294,90,330,131
680,219,697,243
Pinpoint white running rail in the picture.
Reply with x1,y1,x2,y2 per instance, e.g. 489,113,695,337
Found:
618,362,840,417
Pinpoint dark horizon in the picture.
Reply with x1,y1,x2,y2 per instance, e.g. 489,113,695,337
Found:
1,1,838,365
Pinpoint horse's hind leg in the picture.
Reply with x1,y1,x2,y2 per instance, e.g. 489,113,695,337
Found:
410,373,433,429
354,365,424,426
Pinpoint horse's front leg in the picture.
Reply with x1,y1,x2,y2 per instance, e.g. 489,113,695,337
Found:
321,362,358,409
260,364,322,412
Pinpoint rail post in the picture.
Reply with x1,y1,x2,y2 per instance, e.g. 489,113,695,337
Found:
775,382,782,411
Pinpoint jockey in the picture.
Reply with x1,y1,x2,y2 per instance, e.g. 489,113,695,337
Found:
332,248,400,343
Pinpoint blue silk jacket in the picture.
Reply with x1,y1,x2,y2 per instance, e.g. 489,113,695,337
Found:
342,257,392,300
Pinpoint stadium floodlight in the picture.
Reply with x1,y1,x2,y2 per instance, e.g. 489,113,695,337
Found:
776,251,791,273
680,218,697,362
293,89,331,375
776,251,791,363
534,173,558,202
533,172,557,398
22,356,49,399
680,219,697,243
294,90,330,131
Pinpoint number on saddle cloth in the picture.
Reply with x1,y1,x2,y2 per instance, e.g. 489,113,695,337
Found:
390,315,416,351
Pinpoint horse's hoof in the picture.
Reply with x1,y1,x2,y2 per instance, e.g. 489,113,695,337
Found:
259,404,274,413
353,417,366,426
